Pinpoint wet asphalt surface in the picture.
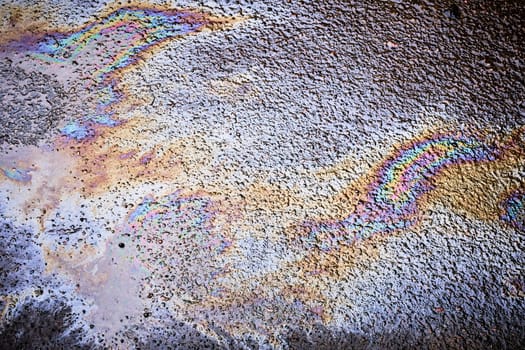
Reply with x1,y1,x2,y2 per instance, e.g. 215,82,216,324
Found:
0,0,524,349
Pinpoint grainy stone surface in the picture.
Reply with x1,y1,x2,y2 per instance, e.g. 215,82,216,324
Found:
0,0,523,349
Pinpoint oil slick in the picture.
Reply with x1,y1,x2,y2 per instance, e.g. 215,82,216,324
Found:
303,132,500,252
0,1,241,214
251,127,525,325
31,6,227,141
0,1,243,342
118,190,237,308
501,191,525,231
1,1,524,347
3,3,240,142
0,165,33,183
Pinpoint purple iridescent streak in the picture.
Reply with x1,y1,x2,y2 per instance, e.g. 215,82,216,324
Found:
306,134,499,251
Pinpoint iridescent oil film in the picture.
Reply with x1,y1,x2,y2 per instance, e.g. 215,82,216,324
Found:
0,1,524,349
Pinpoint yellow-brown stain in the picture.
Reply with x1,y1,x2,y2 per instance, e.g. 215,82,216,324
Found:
242,182,302,212
430,127,524,223
43,243,101,276
0,4,47,44
58,116,215,196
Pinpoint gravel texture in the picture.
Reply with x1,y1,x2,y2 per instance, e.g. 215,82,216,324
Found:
0,1,524,349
